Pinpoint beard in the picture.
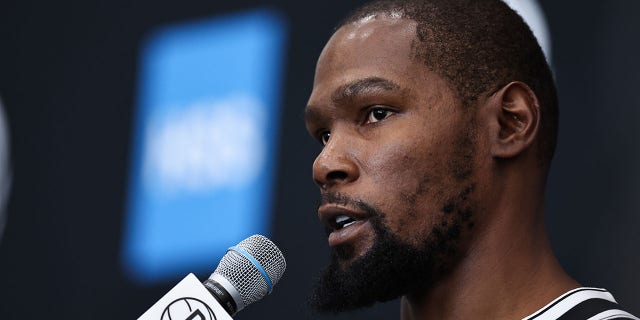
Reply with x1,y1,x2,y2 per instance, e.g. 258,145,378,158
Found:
309,195,467,313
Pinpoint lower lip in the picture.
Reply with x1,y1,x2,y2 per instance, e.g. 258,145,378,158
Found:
328,219,370,247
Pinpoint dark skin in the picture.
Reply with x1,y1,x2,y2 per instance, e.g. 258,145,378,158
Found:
306,16,578,320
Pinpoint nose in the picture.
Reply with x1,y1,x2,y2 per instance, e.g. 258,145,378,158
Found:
312,133,360,189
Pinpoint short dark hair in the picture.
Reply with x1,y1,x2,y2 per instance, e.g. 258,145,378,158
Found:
337,0,558,168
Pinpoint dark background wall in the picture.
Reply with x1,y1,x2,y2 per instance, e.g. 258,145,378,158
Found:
0,0,638,319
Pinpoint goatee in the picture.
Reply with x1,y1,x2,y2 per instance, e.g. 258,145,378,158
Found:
309,202,464,313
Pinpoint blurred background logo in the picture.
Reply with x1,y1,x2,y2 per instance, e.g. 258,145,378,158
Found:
122,8,287,283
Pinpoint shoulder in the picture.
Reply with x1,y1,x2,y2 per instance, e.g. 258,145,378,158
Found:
522,287,638,320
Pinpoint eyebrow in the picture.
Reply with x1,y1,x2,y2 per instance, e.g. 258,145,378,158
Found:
331,77,400,105
305,76,401,124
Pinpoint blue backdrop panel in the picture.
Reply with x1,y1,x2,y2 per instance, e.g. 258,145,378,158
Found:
122,8,287,283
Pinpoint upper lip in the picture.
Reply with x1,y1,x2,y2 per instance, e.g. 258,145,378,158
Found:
318,204,368,231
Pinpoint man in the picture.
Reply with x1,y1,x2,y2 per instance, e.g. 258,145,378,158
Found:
304,0,638,319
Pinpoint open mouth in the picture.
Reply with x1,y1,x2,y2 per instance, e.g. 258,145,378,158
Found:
333,215,358,230
318,205,372,247
317,203,373,247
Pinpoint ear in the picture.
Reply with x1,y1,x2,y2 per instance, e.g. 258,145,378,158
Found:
488,81,541,159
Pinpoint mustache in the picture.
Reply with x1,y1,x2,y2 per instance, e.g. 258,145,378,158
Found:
318,192,380,220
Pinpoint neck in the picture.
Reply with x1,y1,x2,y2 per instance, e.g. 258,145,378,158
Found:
400,169,578,320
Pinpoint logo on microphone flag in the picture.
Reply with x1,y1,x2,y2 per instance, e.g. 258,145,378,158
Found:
161,298,216,320
122,8,287,283
137,274,233,320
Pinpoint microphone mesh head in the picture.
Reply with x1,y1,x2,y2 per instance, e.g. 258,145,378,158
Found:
213,235,286,309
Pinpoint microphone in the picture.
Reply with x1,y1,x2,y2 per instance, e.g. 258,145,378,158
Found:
137,235,286,320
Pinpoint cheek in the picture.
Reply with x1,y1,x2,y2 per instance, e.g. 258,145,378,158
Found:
363,139,428,186
360,138,450,239
362,126,454,192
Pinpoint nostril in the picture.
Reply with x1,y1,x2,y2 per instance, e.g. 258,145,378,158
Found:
326,170,348,182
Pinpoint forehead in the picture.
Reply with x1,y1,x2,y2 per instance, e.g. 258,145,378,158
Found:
314,17,418,87
307,17,450,113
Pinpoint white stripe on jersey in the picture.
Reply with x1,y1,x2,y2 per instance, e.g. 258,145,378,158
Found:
587,309,640,320
523,288,617,320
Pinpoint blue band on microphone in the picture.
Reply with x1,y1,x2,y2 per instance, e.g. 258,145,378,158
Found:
228,245,273,293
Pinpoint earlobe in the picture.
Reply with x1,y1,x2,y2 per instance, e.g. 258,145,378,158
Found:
490,81,541,159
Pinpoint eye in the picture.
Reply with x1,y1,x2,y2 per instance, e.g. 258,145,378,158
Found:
320,131,331,146
366,107,394,124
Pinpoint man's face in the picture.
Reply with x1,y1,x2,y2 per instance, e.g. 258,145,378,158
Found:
305,17,480,311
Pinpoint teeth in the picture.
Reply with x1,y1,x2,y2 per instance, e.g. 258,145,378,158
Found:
343,221,357,228
333,215,357,229
335,215,350,224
